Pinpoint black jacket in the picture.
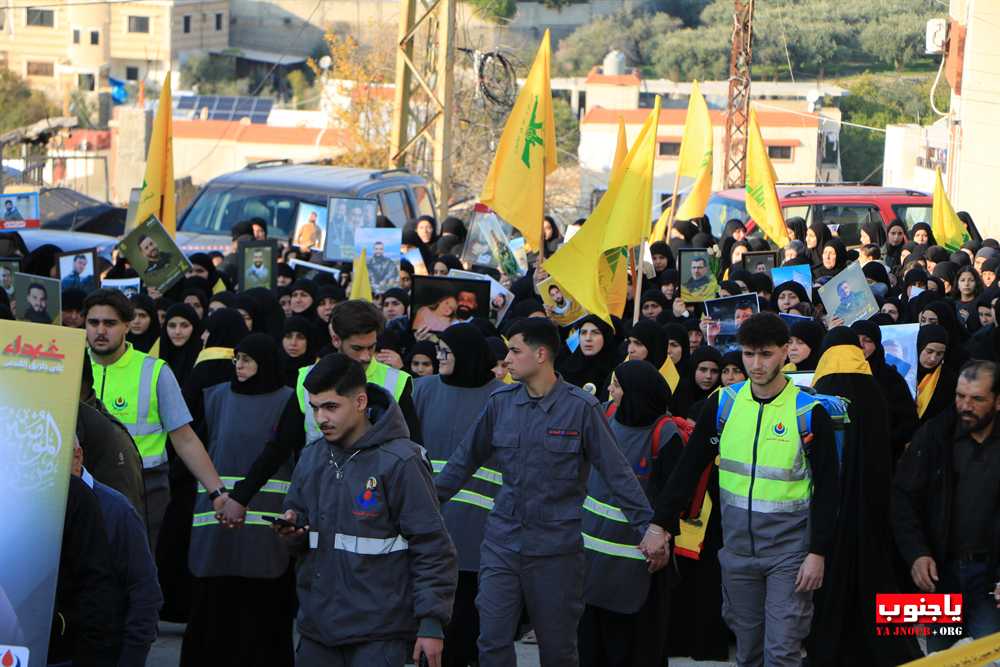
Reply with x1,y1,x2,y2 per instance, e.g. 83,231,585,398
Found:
892,407,1000,581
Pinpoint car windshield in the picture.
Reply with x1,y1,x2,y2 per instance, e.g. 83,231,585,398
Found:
179,185,325,239
892,205,932,230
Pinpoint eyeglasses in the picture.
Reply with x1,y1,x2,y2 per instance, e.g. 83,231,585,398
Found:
436,347,451,358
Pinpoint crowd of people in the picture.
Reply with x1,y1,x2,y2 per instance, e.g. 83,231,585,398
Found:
4,209,1000,667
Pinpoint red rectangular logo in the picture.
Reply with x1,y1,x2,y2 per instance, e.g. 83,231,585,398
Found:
875,593,963,625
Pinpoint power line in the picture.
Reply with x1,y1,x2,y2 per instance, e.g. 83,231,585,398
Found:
752,101,887,133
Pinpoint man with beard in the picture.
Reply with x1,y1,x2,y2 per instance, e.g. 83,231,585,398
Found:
455,289,479,321
893,359,1000,652
682,255,717,301
138,234,174,283
366,240,398,294
24,282,52,323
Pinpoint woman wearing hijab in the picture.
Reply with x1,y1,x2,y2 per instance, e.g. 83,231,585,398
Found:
403,219,436,269
181,334,301,666
919,299,970,368
182,288,208,320
850,319,918,464
807,329,922,666
627,320,669,370
543,215,563,258
579,360,681,667
883,220,908,269
243,287,289,341
785,216,808,245
805,222,833,267
639,289,670,321
556,315,621,401
662,322,694,417
657,269,680,301
288,279,318,320
814,238,848,280
720,350,747,386
432,254,464,277
788,319,825,371
410,324,503,667
127,294,161,354
915,323,958,426
208,291,239,313
687,346,723,419
722,239,751,279
773,281,810,314
160,304,203,388
910,222,936,247
281,316,317,388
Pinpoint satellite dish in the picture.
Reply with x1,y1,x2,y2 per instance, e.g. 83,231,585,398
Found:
806,89,821,113
318,55,332,71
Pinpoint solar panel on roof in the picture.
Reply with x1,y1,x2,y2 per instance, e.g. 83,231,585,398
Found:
216,97,236,112
174,95,274,123
176,96,196,110
235,98,254,112
250,112,269,124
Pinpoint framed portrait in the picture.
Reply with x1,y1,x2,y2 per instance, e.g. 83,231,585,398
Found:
291,201,329,253
13,273,61,324
116,215,191,292
238,239,278,291
0,257,19,300
102,277,141,299
355,228,401,294
742,251,780,275
703,292,761,353
460,209,526,279
537,277,587,327
678,248,718,303
56,248,99,294
449,269,515,324
0,191,40,229
410,275,491,333
323,196,377,262
880,323,919,398
818,262,878,327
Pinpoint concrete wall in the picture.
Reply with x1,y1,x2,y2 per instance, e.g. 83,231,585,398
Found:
882,123,944,194
949,0,1000,238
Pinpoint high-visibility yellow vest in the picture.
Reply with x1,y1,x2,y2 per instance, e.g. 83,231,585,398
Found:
90,344,168,469
717,379,815,514
296,358,410,440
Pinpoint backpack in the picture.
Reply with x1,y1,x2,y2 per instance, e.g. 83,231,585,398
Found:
715,382,850,474
604,403,688,462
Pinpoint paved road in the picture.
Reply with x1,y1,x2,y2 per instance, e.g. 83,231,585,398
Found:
148,622,737,666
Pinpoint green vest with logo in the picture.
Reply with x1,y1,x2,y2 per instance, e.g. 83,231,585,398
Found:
90,344,168,469
296,358,409,441
717,379,816,514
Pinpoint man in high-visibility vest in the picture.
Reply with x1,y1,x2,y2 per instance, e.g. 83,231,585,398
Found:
83,289,230,548
295,300,422,443
655,313,839,667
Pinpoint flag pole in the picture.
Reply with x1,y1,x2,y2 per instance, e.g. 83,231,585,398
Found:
632,241,646,324
660,168,684,242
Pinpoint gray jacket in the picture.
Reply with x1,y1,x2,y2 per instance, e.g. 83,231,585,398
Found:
284,384,457,647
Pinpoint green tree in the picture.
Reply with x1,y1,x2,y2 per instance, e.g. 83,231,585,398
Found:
859,13,927,70
0,70,57,135
467,0,516,21
554,10,682,76
552,97,579,162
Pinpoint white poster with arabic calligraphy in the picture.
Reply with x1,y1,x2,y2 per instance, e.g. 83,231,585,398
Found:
0,320,86,665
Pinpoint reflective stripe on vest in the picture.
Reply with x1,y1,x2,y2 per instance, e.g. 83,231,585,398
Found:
198,476,290,495
430,460,503,486
297,360,411,439
192,510,283,528
334,533,409,555
717,380,814,514
582,495,628,523
451,489,495,511
582,531,645,561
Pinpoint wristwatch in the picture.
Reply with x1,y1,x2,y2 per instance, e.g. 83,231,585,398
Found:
208,486,228,502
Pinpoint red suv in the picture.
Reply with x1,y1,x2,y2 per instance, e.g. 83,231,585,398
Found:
704,185,979,246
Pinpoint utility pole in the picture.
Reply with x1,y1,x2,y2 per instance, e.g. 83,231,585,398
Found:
723,0,755,189
389,0,455,221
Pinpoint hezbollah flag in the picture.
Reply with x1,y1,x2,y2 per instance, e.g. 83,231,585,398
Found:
652,80,714,241
349,249,373,302
602,117,630,318
131,72,176,236
931,167,970,252
480,30,556,252
545,97,661,324
744,108,789,248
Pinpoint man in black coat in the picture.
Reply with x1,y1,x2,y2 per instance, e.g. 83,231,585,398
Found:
892,359,1000,652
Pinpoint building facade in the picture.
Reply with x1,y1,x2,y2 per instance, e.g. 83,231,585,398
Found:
0,0,229,99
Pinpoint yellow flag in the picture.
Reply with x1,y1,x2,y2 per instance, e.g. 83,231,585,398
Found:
602,117,630,318
651,81,714,242
131,72,176,236
660,357,680,393
545,98,660,324
480,30,556,252
744,108,789,248
931,167,969,252
349,249,372,302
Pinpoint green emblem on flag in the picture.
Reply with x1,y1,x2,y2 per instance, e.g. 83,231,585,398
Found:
521,96,544,168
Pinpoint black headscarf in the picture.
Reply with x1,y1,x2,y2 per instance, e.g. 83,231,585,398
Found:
786,216,808,245
789,319,825,371
773,281,810,310
406,340,439,375
612,360,672,428
814,238,848,280
127,294,161,353
807,222,832,267
243,287,286,341
232,333,284,395
640,289,670,320
204,307,250,349
663,322,694,417
160,303,203,386
438,323,496,388
629,320,668,369
688,345,723,404
181,287,208,318
662,322,690,375
289,279,318,320
188,252,224,292
557,315,621,401
281,315,317,388
208,291,239,311
922,299,969,368
543,216,563,258
910,222,937,247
